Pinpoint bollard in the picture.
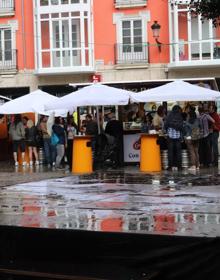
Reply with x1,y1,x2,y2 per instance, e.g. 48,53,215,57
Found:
182,150,189,169
161,150,168,170
38,147,45,165
72,136,93,174
140,134,161,172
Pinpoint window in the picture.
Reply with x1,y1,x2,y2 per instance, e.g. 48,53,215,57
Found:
118,19,147,63
0,29,12,62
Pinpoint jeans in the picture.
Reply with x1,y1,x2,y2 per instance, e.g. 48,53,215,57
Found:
199,136,211,166
186,139,199,167
56,144,65,167
43,138,56,165
167,138,182,168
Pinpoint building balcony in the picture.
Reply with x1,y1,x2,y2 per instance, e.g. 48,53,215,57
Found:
35,49,94,75
169,40,220,68
0,0,15,17
0,49,17,73
114,0,147,9
115,43,148,66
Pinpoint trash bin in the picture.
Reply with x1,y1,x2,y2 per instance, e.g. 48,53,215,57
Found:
140,134,161,172
72,135,93,174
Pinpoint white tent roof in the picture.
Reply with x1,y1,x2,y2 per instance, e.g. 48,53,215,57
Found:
0,89,67,116
45,83,130,111
130,80,220,102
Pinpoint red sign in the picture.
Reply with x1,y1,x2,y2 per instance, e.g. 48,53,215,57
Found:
91,74,102,83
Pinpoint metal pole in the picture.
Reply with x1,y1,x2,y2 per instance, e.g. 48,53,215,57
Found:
96,106,101,134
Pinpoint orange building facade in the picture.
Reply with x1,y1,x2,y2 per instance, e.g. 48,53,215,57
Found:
0,0,220,97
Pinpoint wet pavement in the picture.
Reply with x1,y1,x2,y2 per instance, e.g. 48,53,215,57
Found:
0,164,220,238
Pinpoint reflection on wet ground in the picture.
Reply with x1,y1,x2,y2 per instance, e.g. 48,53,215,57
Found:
1,167,220,238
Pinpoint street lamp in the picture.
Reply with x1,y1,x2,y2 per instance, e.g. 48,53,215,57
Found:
151,21,162,52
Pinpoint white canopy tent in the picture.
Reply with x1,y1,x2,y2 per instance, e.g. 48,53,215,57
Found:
45,83,131,111
45,83,131,134
0,89,67,116
130,80,220,102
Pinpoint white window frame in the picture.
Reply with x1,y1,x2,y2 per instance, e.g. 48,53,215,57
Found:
0,24,16,68
169,2,220,67
34,0,94,74
113,11,150,64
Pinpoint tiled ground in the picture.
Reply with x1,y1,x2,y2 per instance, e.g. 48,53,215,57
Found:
0,166,220,238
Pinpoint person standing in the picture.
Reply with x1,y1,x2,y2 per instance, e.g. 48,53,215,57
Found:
184,108,200,171
209,105,220,167
153,105,165,131
39,115,56,167
52,117,66,169
198,106,215,167
85,114,98,160
9,115,26,166
25,119,39,166
105,112,124,167
66,116,77,170
164,105,183,171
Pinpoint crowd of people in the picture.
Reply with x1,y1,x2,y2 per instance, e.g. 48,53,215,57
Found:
8,114,77,169
6,102,220,172
141,103,220,171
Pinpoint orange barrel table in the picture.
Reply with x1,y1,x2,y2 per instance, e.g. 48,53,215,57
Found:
72,135,93,174
140,134,161,172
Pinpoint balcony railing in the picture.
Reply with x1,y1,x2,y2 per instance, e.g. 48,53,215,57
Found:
115,43,148,65
114,0,147,8
0,0,15,16
0,49,17,72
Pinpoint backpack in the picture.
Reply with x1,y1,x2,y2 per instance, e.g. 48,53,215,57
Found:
51,132,59,146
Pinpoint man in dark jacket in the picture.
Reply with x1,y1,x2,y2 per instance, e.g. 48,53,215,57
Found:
105,112,124,167
164,105,183,171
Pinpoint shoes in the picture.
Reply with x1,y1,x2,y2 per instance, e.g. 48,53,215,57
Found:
52,162,56,167
29,161,33,166
14,161,18,166
196,166,200,170
56,166,64,170
22,161,27,166
172,167,178,171
188,166,196,171
35,160,39,165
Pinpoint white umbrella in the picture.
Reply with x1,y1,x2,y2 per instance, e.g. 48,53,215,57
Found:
130,80,220,102
45,83,131,111
0,89,67,115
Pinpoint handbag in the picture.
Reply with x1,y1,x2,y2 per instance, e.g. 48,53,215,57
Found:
51,132,59,146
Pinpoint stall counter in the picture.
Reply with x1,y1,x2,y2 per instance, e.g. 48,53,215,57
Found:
123,130,141,163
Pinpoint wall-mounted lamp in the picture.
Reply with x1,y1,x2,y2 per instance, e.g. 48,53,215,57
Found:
151,20,162,52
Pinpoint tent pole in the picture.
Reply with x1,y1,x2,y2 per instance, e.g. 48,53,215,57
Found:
96,106,101,134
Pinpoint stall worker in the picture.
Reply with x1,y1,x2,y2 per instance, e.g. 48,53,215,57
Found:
105,111,124,167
